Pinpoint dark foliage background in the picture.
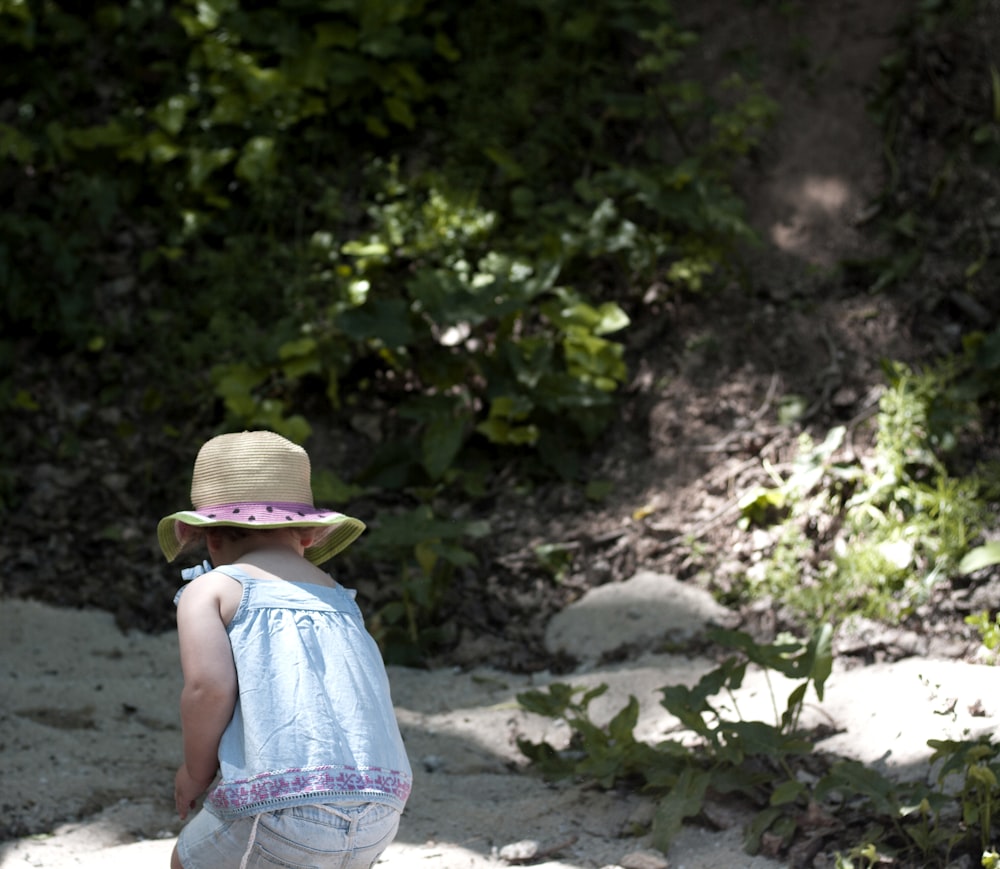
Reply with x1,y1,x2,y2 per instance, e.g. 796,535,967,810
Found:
2,0,999,672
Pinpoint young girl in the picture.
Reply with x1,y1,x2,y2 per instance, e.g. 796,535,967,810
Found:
158,430,412,869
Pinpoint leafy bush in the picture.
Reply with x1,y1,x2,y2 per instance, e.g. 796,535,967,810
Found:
518,628,1000,866
518,627,834,852
736,355,992,627
1,0,777,657
0,0,773,442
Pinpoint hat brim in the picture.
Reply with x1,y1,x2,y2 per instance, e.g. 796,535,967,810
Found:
157,502,366,566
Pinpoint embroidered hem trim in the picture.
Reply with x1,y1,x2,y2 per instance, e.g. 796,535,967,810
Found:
207,764,411,815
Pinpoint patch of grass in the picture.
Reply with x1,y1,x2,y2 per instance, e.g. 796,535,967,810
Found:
734,357,990,628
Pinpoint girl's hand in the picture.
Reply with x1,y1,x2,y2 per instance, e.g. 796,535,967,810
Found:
174,764,214,820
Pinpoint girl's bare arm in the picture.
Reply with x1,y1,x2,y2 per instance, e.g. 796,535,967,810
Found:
174,574,239,813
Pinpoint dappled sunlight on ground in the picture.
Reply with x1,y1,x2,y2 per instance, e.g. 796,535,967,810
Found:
769,174,856,265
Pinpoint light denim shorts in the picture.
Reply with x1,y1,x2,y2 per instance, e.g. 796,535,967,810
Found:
176,801,401,869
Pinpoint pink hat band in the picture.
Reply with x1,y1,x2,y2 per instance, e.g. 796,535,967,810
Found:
186,502,340,525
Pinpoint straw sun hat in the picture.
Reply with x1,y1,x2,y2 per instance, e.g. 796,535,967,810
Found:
157,430,365,566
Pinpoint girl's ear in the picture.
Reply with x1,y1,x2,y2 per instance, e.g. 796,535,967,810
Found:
296,529,318,548
203,527,225,558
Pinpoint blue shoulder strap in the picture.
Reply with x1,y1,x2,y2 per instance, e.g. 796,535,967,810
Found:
173,560,250,606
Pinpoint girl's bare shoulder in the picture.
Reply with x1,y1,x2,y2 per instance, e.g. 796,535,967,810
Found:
177,569,243,624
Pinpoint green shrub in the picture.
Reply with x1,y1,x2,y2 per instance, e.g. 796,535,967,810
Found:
0,0,776,659
737,358,991,626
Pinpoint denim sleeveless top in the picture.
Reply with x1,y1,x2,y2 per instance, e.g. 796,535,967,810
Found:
186,566,412,819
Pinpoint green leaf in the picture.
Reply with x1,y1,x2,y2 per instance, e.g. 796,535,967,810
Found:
337,298,414,346
814,760,899,816
726,720,811,759
341,240,391,258
312,469,365,503
193,0,237,29
421,414,467,480
279,337,321,379
12,388,39,411
517,683,577,718
366,505,473,549
235,136,277,184
188,146,236,190
150,94,196,136
770,779,806,806
737,486,787,526
428,540,477,569
514,737,576,780
806,623,834,700
743,806,784,854
991,64,1000,122
384,95,415,129
315,21,358,49
607,696,639,744
960,542,1000,575
434,30,461,62
584,479,613,501
65,121,130,150
651,767,710,851
209,92,250,125
274,414,312,445
476,395,539,445
213,362,266,400
0,122,36,162
482,145,526,180
659,657,746,742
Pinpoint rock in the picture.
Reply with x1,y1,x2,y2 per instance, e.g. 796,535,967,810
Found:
421,754,446,772
544,570,736,661
619,848,669,869
498,840,539,862
498,835,580,864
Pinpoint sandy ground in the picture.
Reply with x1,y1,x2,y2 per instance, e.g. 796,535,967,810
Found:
3,570,1000,869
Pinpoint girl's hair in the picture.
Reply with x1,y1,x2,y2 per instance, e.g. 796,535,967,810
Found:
206,526,255,544
198,525,293,548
